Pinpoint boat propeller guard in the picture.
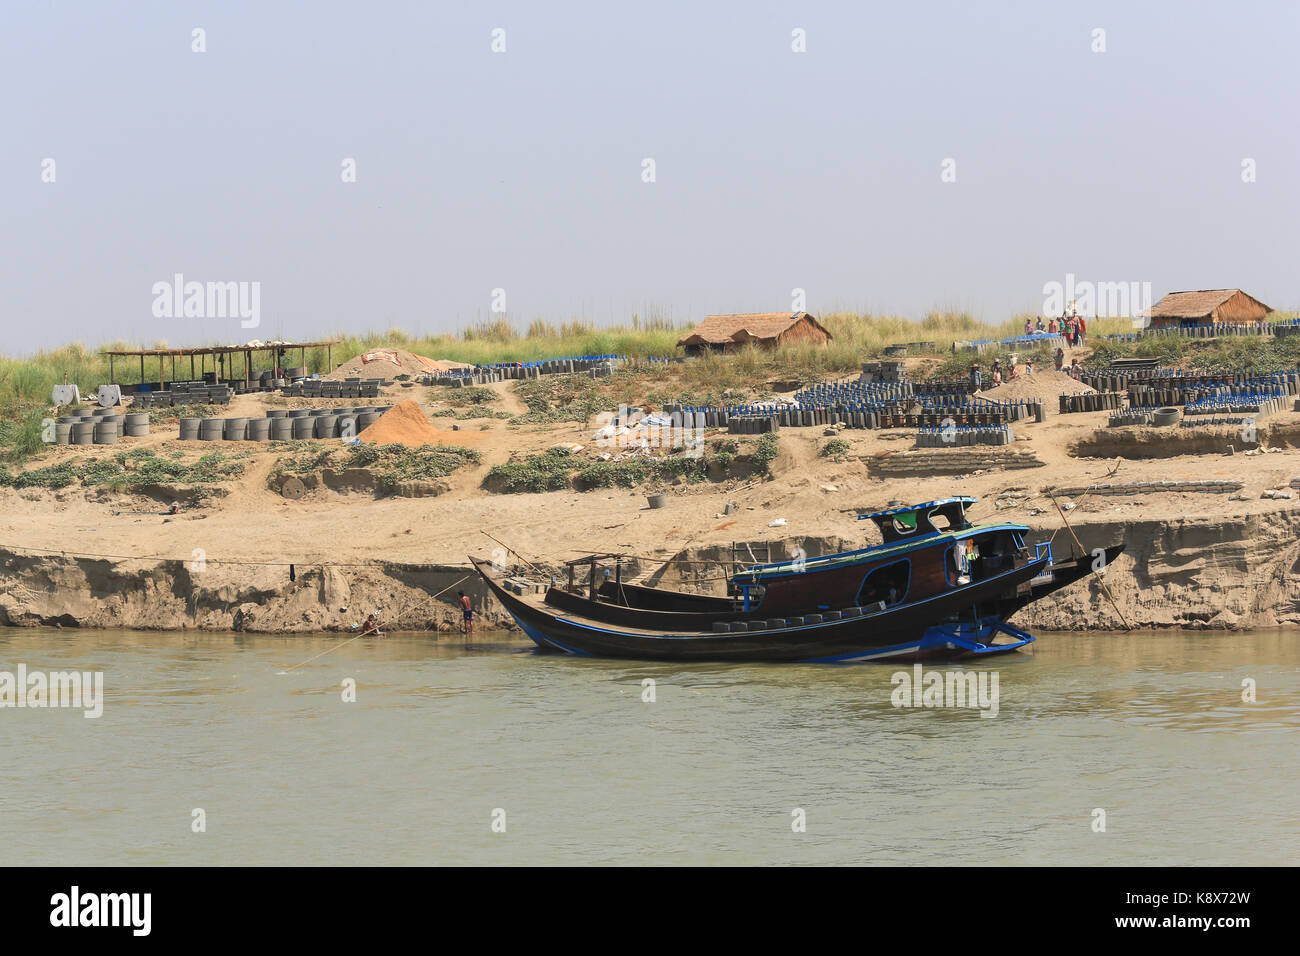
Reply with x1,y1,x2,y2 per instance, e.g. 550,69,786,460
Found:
919,619,1036,655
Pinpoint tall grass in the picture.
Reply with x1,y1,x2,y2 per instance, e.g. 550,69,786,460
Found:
2,310,1292,415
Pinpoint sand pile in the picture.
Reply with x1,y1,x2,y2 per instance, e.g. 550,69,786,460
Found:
324,349,472,381
979,370,1094,403
356,400,481,446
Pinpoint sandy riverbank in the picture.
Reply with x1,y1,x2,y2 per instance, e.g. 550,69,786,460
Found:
3,372,1300,633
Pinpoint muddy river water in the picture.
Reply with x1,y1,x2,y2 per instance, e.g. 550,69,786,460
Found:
0,628,1295,865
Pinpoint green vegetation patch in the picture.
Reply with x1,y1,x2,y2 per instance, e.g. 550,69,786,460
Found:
509,375,619,425
485,435,778,494
271,442,480,489
484,449,575,493
0,449,245,491
752,433,780,473
820,437,851,461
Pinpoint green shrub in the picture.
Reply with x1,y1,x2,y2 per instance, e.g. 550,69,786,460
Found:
0,407,51,464
821,437,851,460
752,434,780,473
485,449,574,492
575,459,651,489
271,442,479,487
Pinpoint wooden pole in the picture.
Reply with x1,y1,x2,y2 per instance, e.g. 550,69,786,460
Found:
140,355,144,387
109,355,114,384
1048,492,1132,631
480,530,546,577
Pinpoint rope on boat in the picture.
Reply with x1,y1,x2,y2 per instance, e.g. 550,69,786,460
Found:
1046,458,1123,549
381,575,471,631
1046,490,1133,631
280,575,472,672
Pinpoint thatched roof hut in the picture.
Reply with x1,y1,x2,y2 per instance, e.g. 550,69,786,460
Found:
1144,289,1273,327
677,312,832,354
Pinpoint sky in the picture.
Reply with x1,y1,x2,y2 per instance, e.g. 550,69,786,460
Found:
3,0,1297,354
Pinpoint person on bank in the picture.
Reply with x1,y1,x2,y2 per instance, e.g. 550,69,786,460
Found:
459,591,475,636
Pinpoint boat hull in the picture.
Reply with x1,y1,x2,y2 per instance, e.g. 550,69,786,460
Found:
473,555,1050,663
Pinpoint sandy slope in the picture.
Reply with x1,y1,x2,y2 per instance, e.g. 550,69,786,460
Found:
4,378,1300,632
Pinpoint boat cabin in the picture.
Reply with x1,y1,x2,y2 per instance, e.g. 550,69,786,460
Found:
858,497,976,543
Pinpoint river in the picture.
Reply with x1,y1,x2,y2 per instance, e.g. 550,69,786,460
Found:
0,628,1295,865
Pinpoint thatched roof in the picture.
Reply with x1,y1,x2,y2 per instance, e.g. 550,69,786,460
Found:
677,312,831,347
1145,289,1272,319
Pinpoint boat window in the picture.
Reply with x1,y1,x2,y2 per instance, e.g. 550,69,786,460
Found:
891,512,919,535
929,509,952,531
857,560,910,607
946,539,981,584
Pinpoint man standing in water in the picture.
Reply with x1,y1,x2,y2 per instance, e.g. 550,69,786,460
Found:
458,591,475,636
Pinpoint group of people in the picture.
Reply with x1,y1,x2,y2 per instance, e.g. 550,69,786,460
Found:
969,357,1025,389
1025,313,1087,345
970,354,1081,390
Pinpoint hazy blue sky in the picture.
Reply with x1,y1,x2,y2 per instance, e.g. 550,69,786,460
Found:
4,0,1297,354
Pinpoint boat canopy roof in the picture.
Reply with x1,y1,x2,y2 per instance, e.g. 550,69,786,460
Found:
857,497,977,543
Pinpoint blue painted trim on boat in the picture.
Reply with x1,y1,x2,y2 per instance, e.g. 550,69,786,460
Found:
856,496,979,521
800,639,924,663
853,556,911,607
515,615,592,655
551,559,1044,642
737,522,1029,582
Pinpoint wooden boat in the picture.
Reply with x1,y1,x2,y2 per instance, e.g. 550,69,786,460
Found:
470,497,1124,663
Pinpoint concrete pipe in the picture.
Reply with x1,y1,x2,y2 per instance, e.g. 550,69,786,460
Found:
54,422,73,444
246,418,272,441
291,417,315,438
1152,407,1182,428
269,418,294,441
70,422,95,445
125,413,149,428
178,418,202,440
223,418,248,440
357,413,382,429
92,422,118,444
124,424,150,437
314,415,339,438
